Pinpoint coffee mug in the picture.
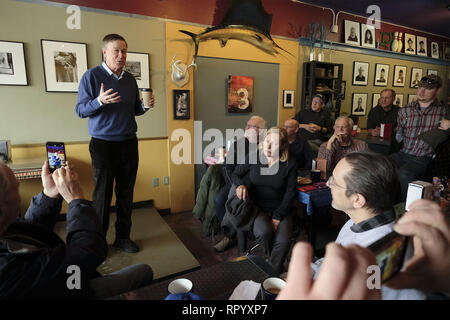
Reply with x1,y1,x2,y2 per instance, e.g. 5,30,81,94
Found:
261,277,286,300
168,278,193,294
310,169,321,183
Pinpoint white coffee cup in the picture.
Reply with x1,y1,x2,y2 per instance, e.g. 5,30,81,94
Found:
168,278,193,294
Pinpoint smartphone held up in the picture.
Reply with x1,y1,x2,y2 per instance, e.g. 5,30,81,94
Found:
46,141,66,173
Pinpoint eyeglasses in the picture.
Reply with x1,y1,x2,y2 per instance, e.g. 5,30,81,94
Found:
327,175,349,190
246,124,259,129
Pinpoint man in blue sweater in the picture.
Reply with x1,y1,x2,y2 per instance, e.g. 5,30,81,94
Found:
76,34,154,253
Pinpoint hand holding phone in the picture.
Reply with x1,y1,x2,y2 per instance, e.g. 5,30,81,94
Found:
46,141,66,173
368,231,409,283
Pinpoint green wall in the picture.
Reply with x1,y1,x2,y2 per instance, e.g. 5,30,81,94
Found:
0,0,167,144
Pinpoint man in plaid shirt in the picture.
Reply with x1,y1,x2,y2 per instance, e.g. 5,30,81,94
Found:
390,74,449,201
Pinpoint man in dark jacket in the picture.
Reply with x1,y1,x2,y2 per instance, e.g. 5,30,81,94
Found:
0,161,153,299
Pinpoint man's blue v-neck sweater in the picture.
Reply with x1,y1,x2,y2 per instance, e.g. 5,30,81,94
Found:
75,65,146,141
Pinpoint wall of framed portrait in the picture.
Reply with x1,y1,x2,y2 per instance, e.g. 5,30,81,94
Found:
325,46,449,129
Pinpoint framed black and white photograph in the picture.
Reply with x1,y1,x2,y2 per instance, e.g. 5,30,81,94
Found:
361,24,376,48
394,94,404,107
339,80,346,100
41,39,87,92
351,93,367,116
124,52,150,89
0,40,28,86
410,68,423,88
344,20,360,46
416,36,427,57
352,61,369,86
408,94,418,104
374,63,389,86
372,93,381,108
393,65,407,87
283,90,294,108
444,42,450,61
427,69,438,76
404,34,416,55
173,89,190,120
431,42,439,59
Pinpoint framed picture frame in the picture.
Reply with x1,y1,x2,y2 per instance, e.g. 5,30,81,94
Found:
351,93,367,116
408,94,418,104
444,42,450,61
283,90,294,108
41,39,87,92
374,63,389,86
427,69,438,76
352,61,369,86
123,52,150,89
173,89,190,120
0,40,28,86
227,75,254,113
416,36,427,57
431,42,439,59
372,93,381,108
361,24,376,48
344,20,360,46
410,68,423,88
394,94,404,107
393,65,407,87
404,34,416,55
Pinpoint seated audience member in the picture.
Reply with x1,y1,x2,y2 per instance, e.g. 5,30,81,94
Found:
294,94,333,153
318,116,368,174
231,127,297,273
367,89,400,137
213,115,266,252
314,151,425,299
283,119,314,170
0,161,153,299
278,199,450,300
390,75,448,201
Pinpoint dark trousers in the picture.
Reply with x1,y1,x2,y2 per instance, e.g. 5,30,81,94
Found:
89,137,139,239
390,151,433,202
253,212,293,274
214,184,230,223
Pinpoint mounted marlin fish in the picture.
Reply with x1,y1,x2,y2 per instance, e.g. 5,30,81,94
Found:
179,0,292,63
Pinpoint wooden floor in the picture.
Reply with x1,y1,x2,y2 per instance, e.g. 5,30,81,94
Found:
161,208,347,270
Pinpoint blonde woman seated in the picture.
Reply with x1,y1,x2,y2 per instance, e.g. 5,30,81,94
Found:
231,127,297,273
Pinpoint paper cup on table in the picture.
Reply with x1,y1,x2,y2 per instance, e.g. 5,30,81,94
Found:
168,278,193,294
141,88,153,108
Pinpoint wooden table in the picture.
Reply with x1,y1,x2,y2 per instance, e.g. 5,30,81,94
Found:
110,256,276,300
356,132,392,154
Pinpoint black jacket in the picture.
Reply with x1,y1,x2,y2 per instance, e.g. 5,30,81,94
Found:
0,192,108,299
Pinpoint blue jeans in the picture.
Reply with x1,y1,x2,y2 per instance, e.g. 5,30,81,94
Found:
89,264,153,299
390,152,433,202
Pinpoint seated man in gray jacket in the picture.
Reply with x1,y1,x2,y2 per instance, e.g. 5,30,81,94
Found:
312,151,425,300
0,161,153,299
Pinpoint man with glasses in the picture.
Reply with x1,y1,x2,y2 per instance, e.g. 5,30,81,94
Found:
314,151,425,299
213,116,266,252
390,74,449,201
367,89,399,137
318,116,368,175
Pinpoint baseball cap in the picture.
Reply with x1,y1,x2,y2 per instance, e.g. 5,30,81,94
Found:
418,74,442,89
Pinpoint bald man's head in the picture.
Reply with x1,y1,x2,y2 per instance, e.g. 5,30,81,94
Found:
283,119,299,140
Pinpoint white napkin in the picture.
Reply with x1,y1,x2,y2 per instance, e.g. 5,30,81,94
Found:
228,280,261,300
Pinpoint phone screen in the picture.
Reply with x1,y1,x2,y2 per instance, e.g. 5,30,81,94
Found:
368,231,409,283
46,142,66,173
